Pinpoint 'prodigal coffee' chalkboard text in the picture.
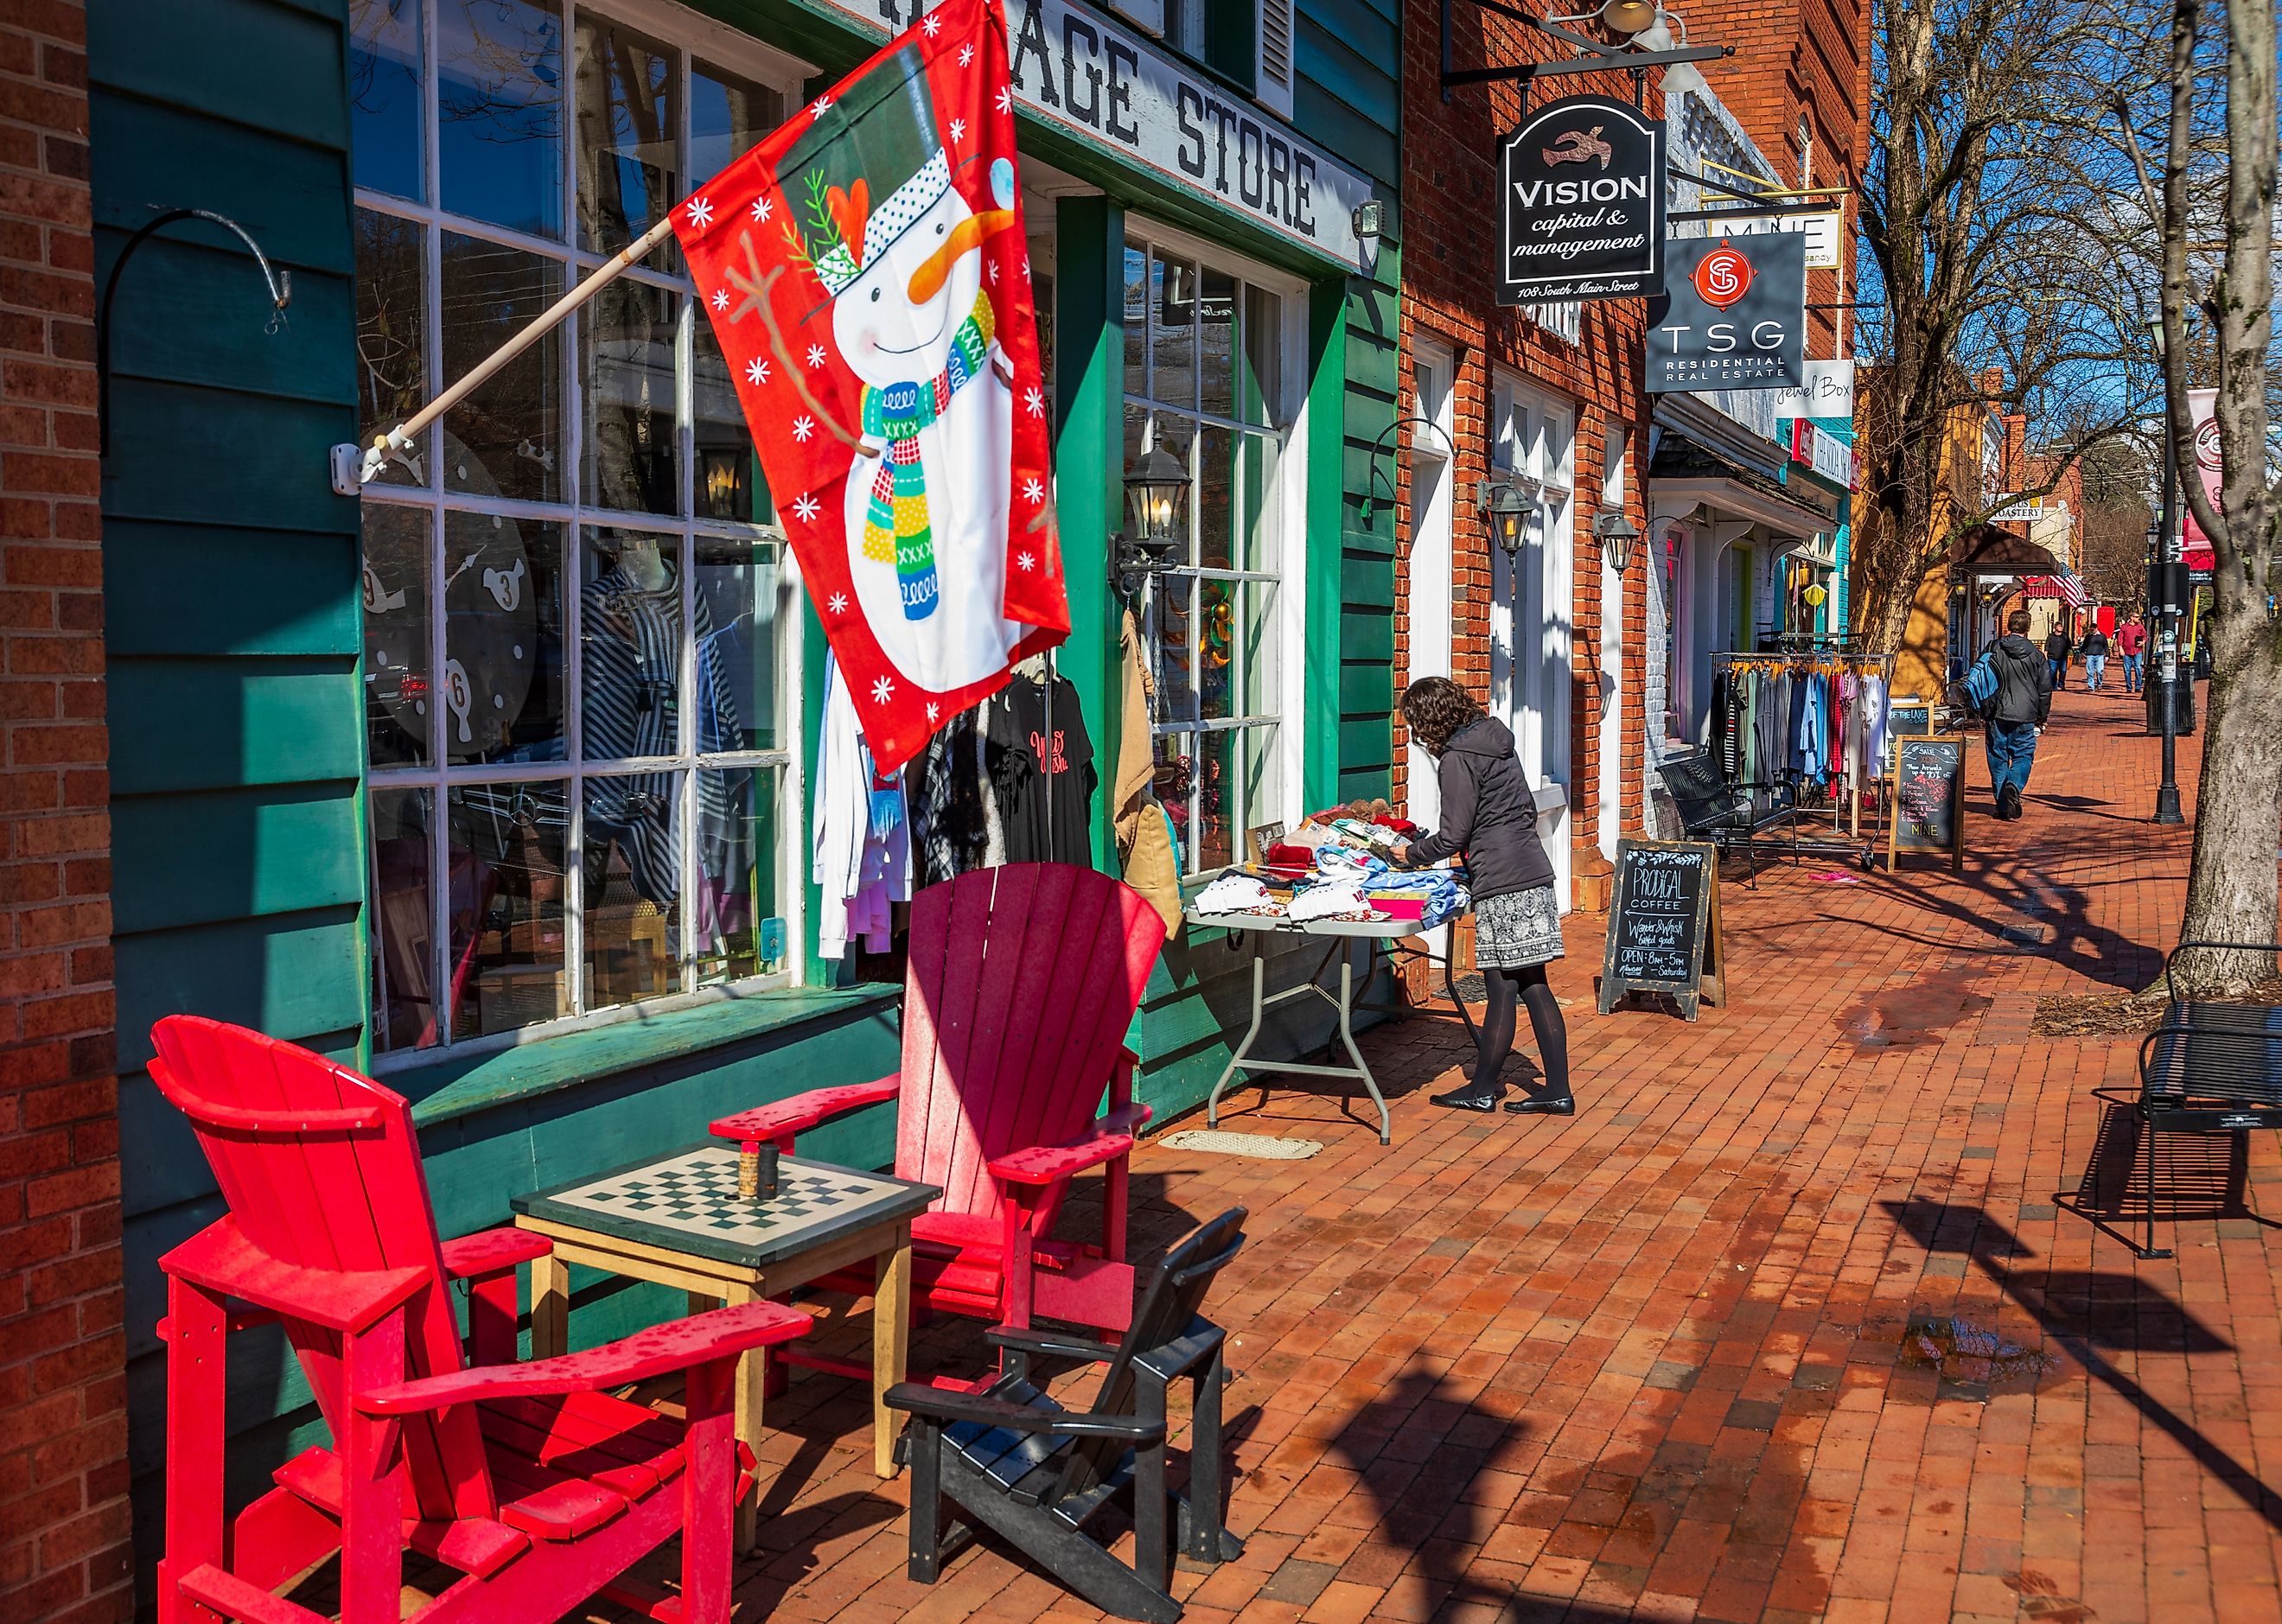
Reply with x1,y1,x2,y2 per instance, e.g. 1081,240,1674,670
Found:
1599,839,1724,1021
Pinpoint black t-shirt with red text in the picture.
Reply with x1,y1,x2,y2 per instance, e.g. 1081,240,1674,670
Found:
987,676,1097,865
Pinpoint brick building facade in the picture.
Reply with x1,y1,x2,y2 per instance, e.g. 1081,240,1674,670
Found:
0,1,131,1621
1394,5,1656,905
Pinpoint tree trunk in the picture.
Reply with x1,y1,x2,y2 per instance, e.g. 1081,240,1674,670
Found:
2177,614,2282,992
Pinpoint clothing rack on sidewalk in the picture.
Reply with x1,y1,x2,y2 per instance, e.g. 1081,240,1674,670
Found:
1710,648,1897,867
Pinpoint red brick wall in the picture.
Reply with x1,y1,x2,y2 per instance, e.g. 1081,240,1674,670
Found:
1395,1,1655,887
0,3,129,1621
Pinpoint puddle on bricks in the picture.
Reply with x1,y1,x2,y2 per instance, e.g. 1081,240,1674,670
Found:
1887,1311,2061,1400
1837,964,1993,1049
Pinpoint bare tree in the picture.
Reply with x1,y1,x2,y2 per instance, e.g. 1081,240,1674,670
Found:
1851,0,2161,650
2139,0,2280,994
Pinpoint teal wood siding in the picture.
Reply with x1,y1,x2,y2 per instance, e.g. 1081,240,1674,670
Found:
1127,0,1401,1126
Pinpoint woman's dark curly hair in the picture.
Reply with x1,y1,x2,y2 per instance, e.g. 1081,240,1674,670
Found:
1399,676,1483,757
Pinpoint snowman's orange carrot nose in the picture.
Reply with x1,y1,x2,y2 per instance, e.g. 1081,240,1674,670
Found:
908,208,1017,304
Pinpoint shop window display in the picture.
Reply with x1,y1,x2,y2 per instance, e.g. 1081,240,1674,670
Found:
352,0,793,1052
1122,233,1292,875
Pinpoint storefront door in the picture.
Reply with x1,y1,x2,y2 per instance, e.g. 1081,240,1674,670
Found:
1485,372,1575,908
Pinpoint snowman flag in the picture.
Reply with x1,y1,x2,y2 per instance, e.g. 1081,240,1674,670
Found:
674,0,1065,772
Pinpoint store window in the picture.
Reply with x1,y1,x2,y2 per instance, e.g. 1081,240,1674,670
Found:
350,0,801,1054
1122,229,1297,874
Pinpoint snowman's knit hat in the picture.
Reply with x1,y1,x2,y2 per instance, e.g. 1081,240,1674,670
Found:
781,43,952,297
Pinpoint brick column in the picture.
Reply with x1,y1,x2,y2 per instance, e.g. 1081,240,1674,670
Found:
0,3,130,1621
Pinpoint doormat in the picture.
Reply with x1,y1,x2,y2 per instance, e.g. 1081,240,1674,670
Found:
1159,1130,1324,1160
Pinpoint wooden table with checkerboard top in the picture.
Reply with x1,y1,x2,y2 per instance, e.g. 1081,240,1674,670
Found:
513,1143,940,1553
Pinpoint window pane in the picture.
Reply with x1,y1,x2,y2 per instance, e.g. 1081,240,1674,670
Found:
1196,424,1233,570
1239,431,1278,573
1122,245,1146,393
1151,573,1196,725
1244,580,1279,717
444,513,564,765
438,0,564,239
350,0,424,201
369,787,434,1052
1150,253,1194,409
583,769,683,1008
693,538,779,753
575,14,679,268
363,503,433,767
694,765,780,985
1122,400,1149,520
354,209,427,488
693,312,768,525
582,527,682,761
1242,723,1280,852
1199,269,1236,418
1240,285,1282,428
582,279,679,514
1198,576,1234,721
1194,726,1233,871
448,780,569,1040
441,234,562,502
1153,731,1195,863
692,64,780,190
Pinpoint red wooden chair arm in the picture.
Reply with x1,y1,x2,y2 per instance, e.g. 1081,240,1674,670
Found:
710,1075,901,1150
1096,1099,1152,1138
161,1220,427,1335
987,1129,1138,1188
357,1300,812,1417
438,1227,553,1282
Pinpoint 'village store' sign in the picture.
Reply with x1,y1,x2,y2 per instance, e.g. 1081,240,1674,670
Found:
814,0,1377,271
1497,95,1666,304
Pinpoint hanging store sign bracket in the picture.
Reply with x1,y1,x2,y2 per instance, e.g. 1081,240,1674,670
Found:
1439,0,1729,99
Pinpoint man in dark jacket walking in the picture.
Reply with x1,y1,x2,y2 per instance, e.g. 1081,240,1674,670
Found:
1987,609,2054,820
2043,624,2071,691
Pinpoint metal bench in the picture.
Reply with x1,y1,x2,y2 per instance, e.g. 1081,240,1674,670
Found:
2114,940,2282,1258
1654,754,1797,887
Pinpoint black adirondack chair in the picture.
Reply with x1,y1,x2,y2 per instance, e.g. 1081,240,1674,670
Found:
883,1207,1248,1623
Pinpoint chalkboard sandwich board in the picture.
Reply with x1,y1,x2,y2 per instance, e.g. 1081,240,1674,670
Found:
1598,838,1724,1021
1888,734,1966,873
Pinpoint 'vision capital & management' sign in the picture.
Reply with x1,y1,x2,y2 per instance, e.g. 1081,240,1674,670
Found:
1497,95,1666,305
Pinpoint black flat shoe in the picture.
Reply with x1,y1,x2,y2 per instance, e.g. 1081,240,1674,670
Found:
1431,1086,1501,1112
1504,1096,1575,1115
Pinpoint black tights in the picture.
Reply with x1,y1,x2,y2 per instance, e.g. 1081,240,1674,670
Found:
1474,963,1570,1100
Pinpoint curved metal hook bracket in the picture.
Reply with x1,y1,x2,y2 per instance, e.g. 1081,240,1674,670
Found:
97,207,292,456
1358,414,1463,528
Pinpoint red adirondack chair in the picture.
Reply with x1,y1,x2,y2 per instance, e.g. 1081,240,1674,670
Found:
712,863,1165,1352
148,1016,812,1624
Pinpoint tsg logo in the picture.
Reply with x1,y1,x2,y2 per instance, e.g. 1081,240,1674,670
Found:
1692,245,1753,309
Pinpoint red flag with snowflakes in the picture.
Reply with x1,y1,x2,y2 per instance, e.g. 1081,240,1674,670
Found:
673,0,1065,772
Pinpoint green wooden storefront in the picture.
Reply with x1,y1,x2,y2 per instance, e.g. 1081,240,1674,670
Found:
90,0,1397,1580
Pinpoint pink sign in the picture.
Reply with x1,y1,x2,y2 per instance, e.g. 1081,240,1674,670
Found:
2182,386,2220,568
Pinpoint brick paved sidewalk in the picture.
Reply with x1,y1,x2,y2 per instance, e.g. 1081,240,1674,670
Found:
697,683,2282,1624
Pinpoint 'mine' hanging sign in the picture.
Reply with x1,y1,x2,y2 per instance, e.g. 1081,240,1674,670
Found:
676,0,1067,772
1497,94,1667,305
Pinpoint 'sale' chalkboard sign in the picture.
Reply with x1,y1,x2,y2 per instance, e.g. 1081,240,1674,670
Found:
1887,734,1966,873
1598,838,1724,1021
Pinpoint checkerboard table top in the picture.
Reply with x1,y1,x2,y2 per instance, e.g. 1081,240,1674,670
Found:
513,1145,940,1268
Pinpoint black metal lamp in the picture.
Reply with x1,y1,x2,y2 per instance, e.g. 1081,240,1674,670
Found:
1478,476,1539,555
1113,443,1190,596
1594,511,1641,574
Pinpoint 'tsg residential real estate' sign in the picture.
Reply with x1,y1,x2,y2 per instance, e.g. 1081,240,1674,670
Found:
1647,235,1807,393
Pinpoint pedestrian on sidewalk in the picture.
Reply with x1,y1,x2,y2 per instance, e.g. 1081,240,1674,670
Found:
2043,622,2071,691
1982,610,2053,821
2079,621,2110,692
1393,677,1572,1118
2118,614,2147,691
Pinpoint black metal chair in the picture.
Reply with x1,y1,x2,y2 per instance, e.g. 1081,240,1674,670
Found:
885,1207,1247,1623
2115,941,2282,1258
1655,754,1794,886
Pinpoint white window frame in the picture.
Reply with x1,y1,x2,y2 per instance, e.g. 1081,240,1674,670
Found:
354,0,813,1066
1123,215,1309,876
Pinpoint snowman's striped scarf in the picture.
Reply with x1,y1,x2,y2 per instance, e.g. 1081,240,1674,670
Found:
858,292,997,621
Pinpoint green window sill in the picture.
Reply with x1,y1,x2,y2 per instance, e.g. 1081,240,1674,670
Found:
392,984,902,1129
